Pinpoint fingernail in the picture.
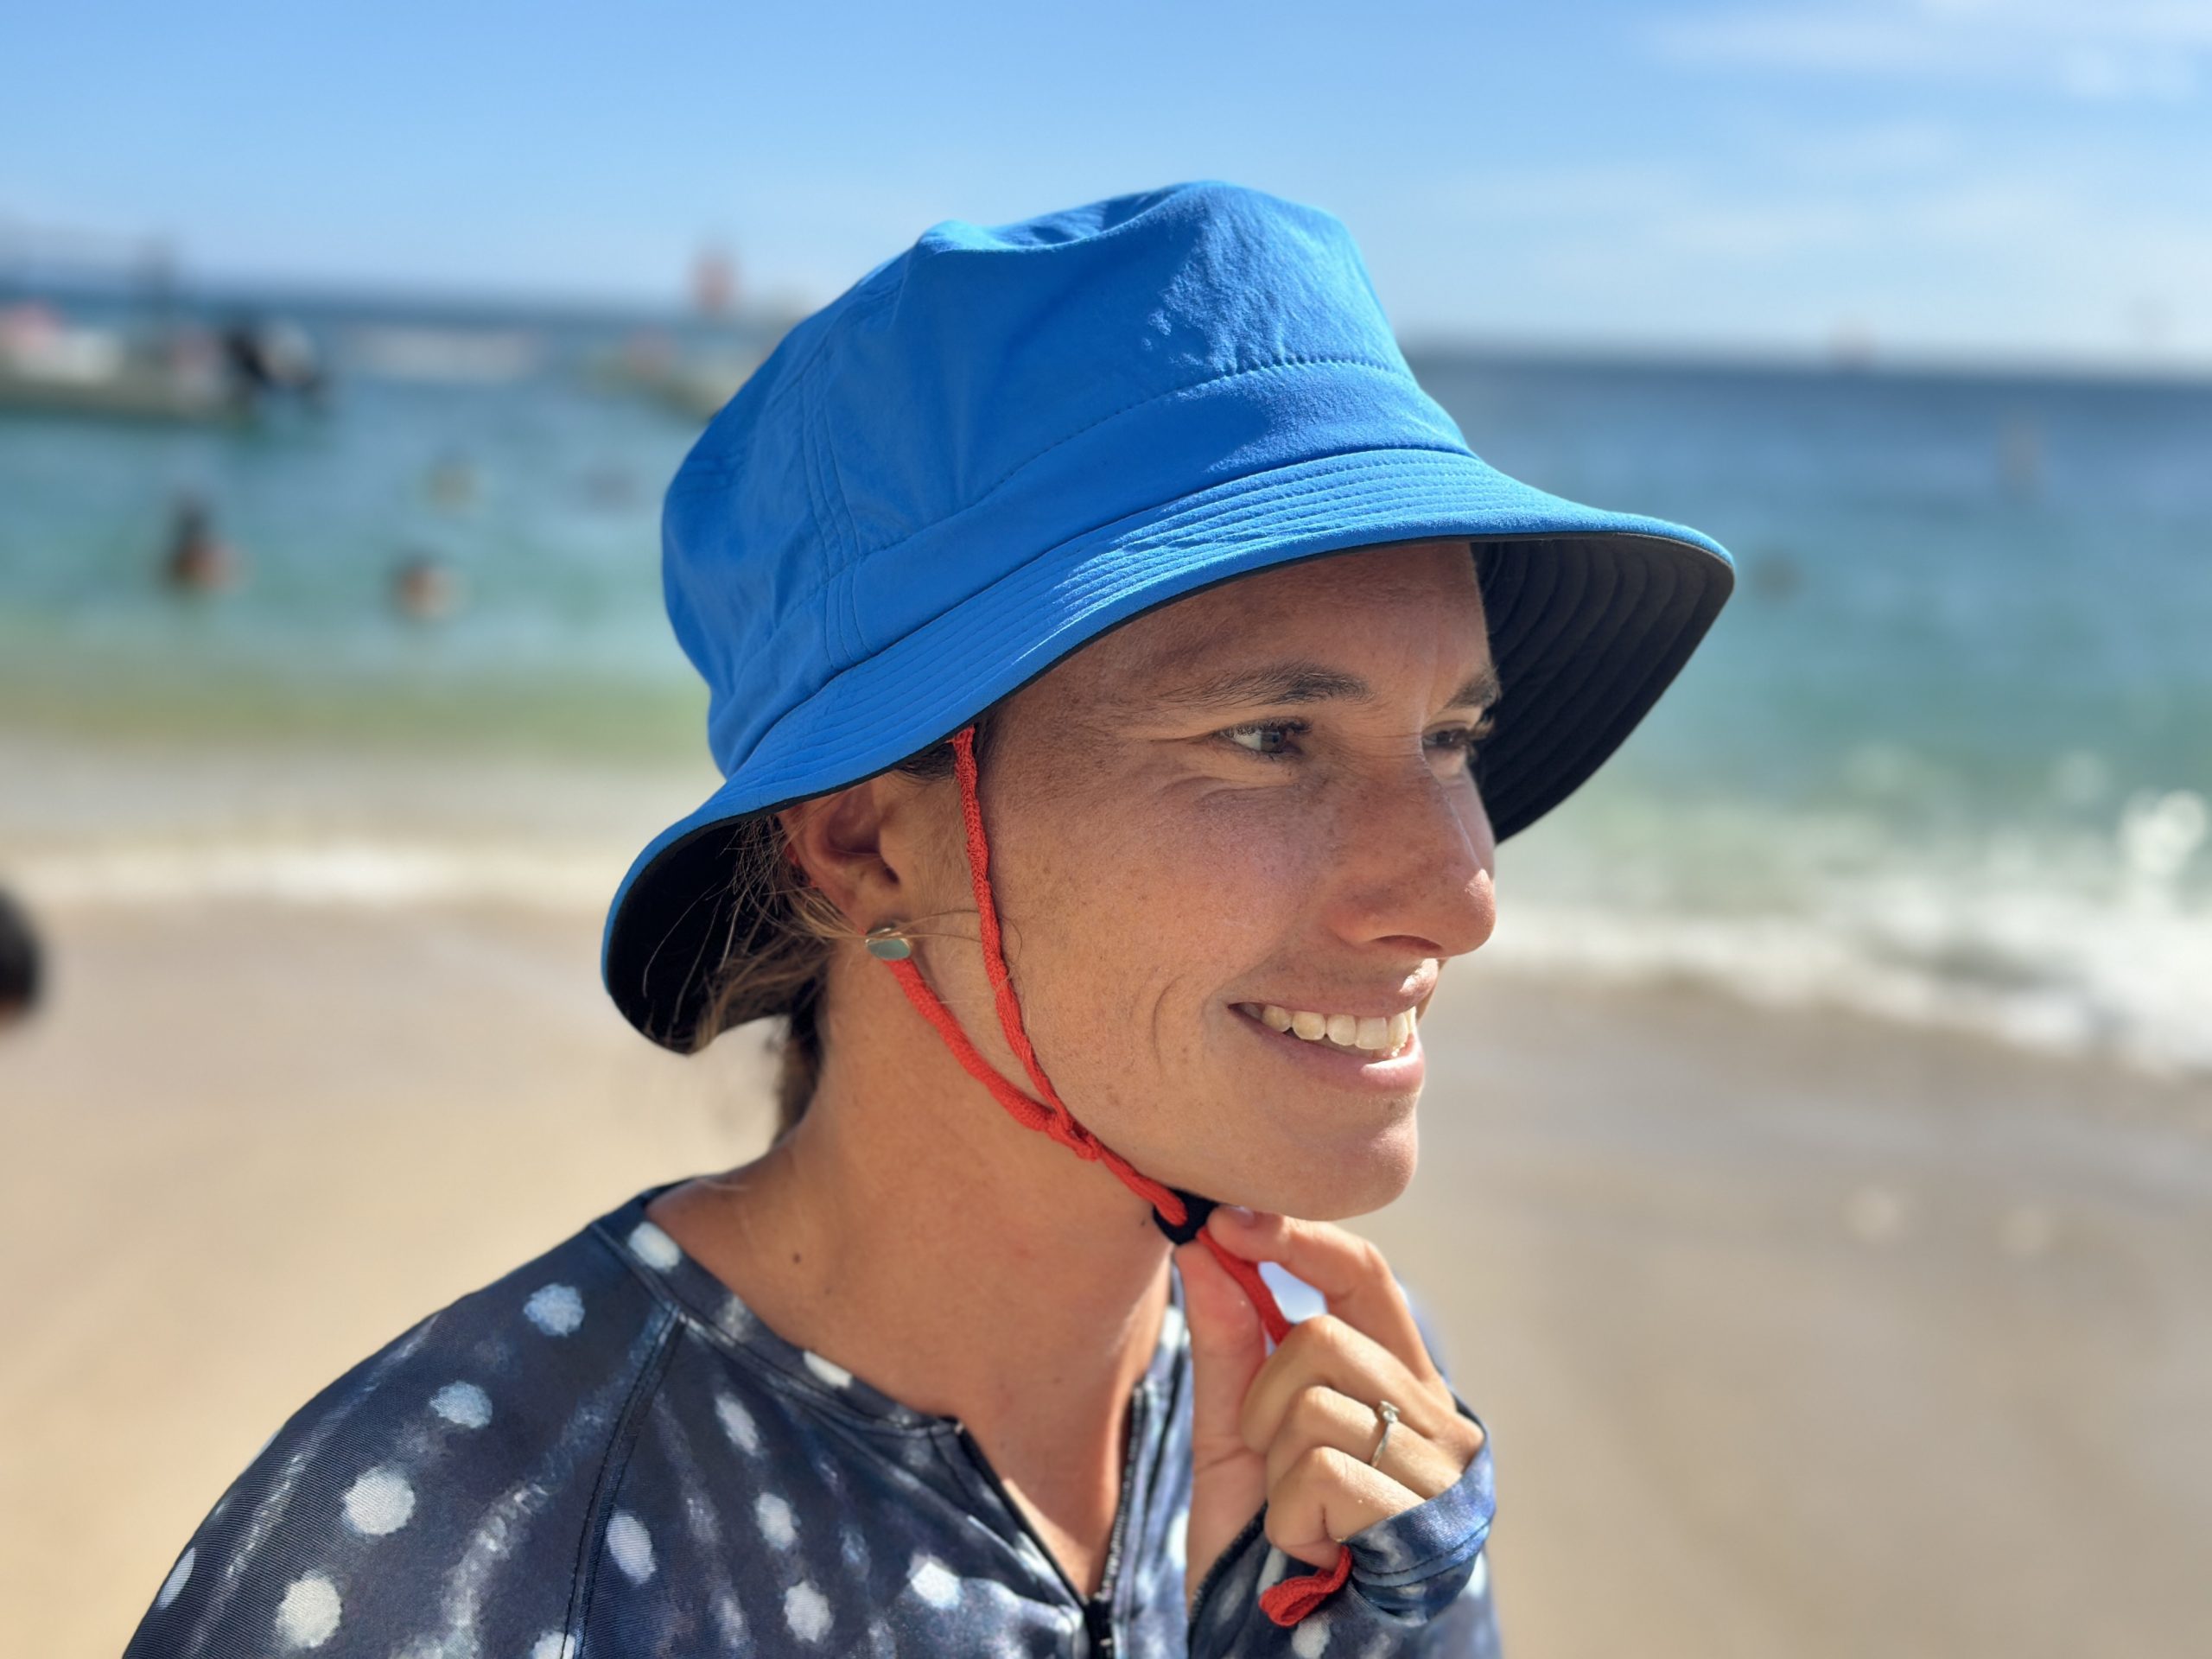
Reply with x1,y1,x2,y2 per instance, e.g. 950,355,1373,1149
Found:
1218,1205,1257,1226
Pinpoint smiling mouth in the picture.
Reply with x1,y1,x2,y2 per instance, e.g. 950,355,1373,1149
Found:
1230,1001,1417,1060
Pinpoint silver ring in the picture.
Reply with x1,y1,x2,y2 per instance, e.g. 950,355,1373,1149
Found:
1367,1399,1400,1467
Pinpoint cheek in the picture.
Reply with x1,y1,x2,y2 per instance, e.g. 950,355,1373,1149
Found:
1166,789,1334,944
1024,786,1332,1017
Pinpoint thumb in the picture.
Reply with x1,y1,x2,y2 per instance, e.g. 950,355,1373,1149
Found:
1173,1236,1270,1614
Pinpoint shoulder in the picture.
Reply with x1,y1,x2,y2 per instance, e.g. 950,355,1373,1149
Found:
124,1209,681,1657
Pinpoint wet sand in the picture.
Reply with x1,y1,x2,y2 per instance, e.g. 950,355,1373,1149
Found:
3,899,2209,1657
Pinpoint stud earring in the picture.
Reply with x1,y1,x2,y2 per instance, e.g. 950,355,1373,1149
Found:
863,923,913,961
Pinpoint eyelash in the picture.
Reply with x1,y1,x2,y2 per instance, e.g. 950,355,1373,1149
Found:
1217,716,1497,763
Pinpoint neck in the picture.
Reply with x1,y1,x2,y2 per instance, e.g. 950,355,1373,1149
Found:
656,959,1174,1507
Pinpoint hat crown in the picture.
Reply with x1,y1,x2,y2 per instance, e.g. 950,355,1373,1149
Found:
661,181,1469,775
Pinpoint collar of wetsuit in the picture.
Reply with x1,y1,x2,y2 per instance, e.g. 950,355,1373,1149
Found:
1150,1185,1219,1245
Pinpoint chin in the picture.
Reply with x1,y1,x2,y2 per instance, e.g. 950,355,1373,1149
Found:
1185,1109,1420,1223
1287,1137,1419,1221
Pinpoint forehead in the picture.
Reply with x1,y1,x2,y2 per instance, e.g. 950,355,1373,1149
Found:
1057,540,1490,700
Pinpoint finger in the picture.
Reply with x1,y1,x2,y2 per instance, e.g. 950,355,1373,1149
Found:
1172,1237,1269,1595
1262,1382,1470,1501
1176,1236,1268,1453
1236,1312,1438,1460
1262,1442,1419,1571
1205,1207,1440,1381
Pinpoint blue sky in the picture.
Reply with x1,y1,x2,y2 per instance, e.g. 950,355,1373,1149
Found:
8,1,2211,365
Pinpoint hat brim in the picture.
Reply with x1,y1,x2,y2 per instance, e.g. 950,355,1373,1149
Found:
603,444,1732,1048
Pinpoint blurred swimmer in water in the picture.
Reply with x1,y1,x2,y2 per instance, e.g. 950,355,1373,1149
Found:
160,494,241,594
391,553,463,622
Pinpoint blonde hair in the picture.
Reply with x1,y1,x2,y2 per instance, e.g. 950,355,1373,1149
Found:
696,719,990,1145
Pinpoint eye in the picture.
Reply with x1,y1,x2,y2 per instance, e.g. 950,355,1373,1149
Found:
1425,714,1497,771
1218,715,1495,765
1219,719,1307,760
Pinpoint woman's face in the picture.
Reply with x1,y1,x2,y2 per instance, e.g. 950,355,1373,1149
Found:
930,538,1497,1220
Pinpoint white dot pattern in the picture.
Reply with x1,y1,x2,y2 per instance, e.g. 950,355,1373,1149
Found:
154,1546,194,1609
755,1491,798,1548
785,1580,833,1643
342,1465,416,1535
523,1283,585,1336
119,1185,1499,1659
274,1573,341,1649
910,1553,961,1607
712,1590,746,1644
607,1510,655,1584
430,1382,493,1428
627,1221,683,1272
715,1389,760,1455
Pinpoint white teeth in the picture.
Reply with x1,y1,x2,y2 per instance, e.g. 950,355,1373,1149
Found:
1249,1003,1417,1058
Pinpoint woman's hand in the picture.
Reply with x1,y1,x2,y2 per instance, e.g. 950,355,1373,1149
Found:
1173,1206,1486,1616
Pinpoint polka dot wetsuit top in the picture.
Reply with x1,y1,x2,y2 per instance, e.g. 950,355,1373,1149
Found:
124,1179,1500,1657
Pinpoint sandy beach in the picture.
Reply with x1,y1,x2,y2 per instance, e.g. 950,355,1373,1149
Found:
4,868,2209,1658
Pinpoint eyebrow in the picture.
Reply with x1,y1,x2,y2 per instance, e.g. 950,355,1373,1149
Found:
1147,658,1502,715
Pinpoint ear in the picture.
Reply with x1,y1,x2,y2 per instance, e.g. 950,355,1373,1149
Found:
779,775,918,932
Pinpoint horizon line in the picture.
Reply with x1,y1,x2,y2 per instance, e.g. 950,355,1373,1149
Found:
10,264,2211,391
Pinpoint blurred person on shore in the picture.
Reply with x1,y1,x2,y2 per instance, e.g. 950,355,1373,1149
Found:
120,183,1731,1658
0,890,40,1028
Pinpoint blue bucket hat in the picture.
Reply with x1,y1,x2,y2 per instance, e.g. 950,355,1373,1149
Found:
604,180,1732,1049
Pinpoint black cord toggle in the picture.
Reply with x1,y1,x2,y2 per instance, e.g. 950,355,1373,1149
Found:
1150,1185,1218,1245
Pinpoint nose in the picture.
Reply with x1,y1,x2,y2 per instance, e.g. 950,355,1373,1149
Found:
1323,753,1497,962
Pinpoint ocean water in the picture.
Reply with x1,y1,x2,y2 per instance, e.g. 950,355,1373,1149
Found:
1417,354,2212,1076
2,297,2207,1074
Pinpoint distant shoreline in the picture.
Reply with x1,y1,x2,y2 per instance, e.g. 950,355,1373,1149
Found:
16,273,2210,390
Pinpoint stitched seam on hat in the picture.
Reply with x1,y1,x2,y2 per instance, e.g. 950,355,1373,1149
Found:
815,370,870,665
666,292,855,499
730,450,1499,773
793,365,855,664
696,444,1471,782
856,353,1407,564
787,448,1471,738
816,400,872,663
678,354,1416,634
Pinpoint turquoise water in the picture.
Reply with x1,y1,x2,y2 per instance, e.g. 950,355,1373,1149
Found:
0,302,732,751
1414,355,2211,1074
3,298,2208,1071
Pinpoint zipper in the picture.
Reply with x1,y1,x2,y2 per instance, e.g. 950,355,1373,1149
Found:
1083,1591,1117,1658
954,1378,1152,1657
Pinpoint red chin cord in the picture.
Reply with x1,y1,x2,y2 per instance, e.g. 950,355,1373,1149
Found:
875,723,1352,1627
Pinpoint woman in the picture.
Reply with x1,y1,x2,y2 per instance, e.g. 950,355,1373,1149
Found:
125,182,1731,1658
